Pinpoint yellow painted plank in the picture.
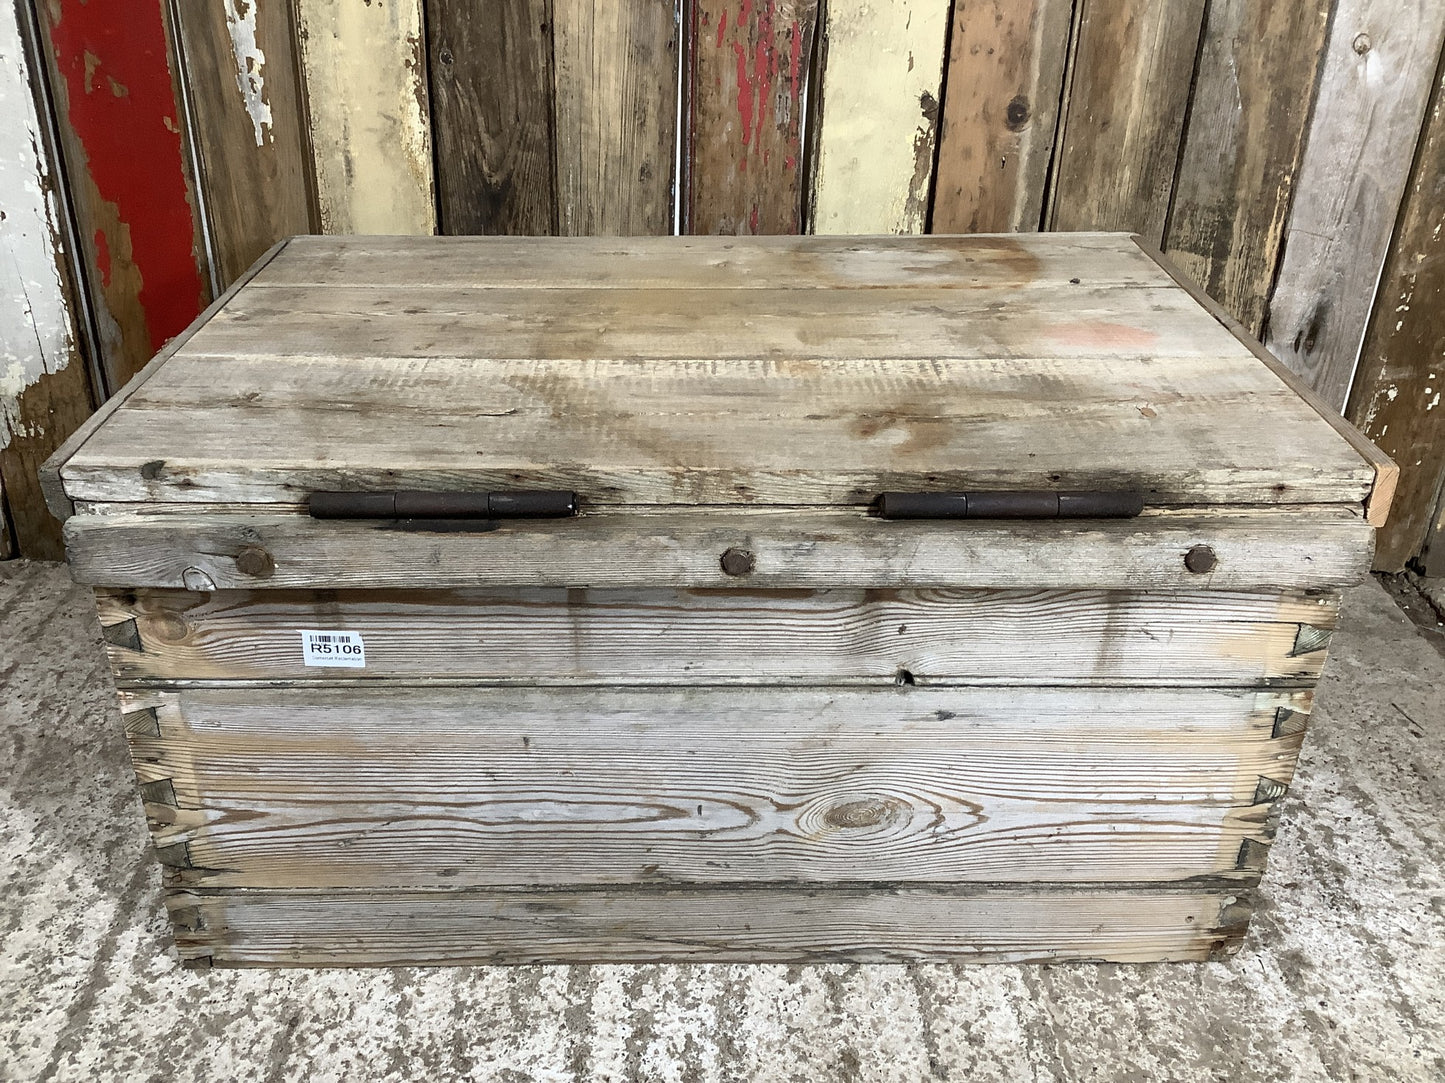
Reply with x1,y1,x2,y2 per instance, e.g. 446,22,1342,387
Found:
295,0,436,234
809,0,952,234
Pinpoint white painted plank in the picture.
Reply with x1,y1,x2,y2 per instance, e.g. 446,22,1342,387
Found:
0,3,90,557
809,0,952,234
294,0,436,234
1263,0,1445,408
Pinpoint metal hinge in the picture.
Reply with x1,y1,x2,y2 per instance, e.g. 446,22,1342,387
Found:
309,490,579,523
874,490,1145,520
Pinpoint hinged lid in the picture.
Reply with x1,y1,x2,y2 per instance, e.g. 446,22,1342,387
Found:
44,233,1391,521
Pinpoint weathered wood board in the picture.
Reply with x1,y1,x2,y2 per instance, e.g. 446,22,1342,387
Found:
0,3,94,558
60,507,1375,593
427,0,554,234
95,586,1338,686
122,685,1299,890
1164,0,1333,337
1049,0,1208,242
687,0,819,234
168,885,1254,966
1345,57,1445,571
1263,0,1445,409
294,0,436,235
552,0,677,236
931,0,1074,233
807,0,950,234
33,0,209,390
170,0,315,288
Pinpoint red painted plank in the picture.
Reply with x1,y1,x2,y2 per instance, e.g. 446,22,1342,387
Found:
687,0,819,234
38,0,209,389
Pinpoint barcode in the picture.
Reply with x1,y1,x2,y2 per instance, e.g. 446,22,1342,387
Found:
299,629,366,668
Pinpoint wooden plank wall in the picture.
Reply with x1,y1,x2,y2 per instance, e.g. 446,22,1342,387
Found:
5,1,1445,570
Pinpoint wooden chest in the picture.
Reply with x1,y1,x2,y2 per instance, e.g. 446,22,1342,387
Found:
43,233,1394,967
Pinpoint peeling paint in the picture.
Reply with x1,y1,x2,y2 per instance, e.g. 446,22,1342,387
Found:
0,5,77,452
224,0,274,147
809,0,952,233
295,0,434,233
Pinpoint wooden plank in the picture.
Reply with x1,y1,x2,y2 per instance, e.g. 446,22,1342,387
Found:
95,586,1339,686
294,0,436,234
39,239,291,523
121,685,1302,891
0,3,95,559
62,508,1375,593
930,0,1074,233
686,0,819,234
167,884,1251,965
807,0,951,234
1048,0,1208,242
427,0,554,234
1263,0,1445,409
1135,237,1398,529
170,0,316,288
1163,0,1332,337
248,232,1173,290
56,338,1375,511
1424,492,1445,577
1345,55,1445,569
33,0,209,390
552,0,677,235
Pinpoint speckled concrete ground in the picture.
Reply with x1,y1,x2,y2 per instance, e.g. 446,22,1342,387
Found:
2,560,1443,1083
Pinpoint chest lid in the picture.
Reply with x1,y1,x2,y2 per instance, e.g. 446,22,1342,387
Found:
45,233,1391,521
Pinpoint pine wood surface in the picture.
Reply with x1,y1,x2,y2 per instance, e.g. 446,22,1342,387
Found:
51,235,1377,514
96,586,1338,686
170,0,315,287
166,884,1253,966
121,684,1299,891
1345,58,1445,570
61,507,1374,593
931,0,1074,232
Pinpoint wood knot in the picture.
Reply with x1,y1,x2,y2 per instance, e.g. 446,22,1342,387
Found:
823,797,903,830
1005,95,1030,130
1352,32,1371,54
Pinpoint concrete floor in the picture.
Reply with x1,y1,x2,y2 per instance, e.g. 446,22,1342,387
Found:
2,561,1443,1083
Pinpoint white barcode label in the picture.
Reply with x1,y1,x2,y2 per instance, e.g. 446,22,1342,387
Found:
300,629,366,668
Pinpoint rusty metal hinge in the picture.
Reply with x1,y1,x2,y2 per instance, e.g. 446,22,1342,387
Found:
309,490,579,523
874,490,1145,520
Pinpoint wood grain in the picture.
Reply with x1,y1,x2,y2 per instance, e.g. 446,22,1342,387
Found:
1048,0,1208,242
39,239,291,523
687,0,819,234
170,0,315,288
0,2,94,558
1134,237,1398,529
248,232,1171,290
1263,0,1445,409
931,0,1074,233
1163,0,1332,336
166,884,1254,965
427,0,554,234
807,0,950,234
95,586,1339,686
33,0,209,389
62,507,1375,593
121,685,1301,890
552,0,676,235
294,0,436,234
1345,55,1445,570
